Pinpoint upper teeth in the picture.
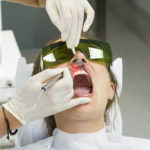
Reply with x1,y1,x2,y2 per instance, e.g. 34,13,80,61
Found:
73,70,88,77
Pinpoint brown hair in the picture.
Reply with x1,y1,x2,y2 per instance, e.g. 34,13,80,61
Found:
32,38,119,136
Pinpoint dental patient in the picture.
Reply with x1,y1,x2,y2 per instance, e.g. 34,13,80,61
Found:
19,38,150,150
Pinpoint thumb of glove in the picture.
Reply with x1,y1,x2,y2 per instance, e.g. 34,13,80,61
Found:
66,97,91,109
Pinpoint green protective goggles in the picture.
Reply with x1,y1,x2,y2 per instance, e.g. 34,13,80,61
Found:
41,39,112,70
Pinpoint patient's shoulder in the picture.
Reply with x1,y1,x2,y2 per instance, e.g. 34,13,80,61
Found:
107,132,150,148
18,136,53,150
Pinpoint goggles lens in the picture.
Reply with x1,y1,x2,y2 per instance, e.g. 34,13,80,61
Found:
41,39,112,70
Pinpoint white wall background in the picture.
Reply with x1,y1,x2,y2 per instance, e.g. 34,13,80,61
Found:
107,0,150,139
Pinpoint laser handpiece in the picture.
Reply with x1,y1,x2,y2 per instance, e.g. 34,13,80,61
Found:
42,73,63,91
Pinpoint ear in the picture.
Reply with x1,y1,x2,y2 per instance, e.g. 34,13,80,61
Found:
108,82,115,100
110,58,123,97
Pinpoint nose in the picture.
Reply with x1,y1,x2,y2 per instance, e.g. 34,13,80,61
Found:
70,51,88,67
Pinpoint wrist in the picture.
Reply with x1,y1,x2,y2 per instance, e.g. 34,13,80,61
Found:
38,0,46,8
3,107,22,130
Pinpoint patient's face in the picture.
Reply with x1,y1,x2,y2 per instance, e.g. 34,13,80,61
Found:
53,39,115,122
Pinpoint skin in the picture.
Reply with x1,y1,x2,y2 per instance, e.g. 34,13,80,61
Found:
0,107,22,138
4,0,46,7
52,39,115,134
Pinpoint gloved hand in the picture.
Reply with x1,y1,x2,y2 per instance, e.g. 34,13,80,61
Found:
46,0,94,48
3,68,91,125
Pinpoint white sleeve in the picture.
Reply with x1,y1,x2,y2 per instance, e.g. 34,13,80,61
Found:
18,119,49,147
18,136,53,150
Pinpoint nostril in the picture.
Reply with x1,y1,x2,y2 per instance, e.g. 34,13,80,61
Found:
82,59,86,63
72,59,77,63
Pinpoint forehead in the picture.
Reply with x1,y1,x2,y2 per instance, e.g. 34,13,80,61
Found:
53,38,62,43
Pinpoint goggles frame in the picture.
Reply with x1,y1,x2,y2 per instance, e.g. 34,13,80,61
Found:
41,39,112,70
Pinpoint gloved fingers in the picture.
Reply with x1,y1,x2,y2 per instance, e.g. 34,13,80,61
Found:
66,97,91,108
46,0,62,31
74,7,84,47
61,7,72,41
63,68,73,84
83,0,95,32
33,68,64,83
54,68,73,90
2,101,25,125
66,6,78,48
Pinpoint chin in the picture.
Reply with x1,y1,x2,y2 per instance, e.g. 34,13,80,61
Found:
57,97,98,121
72,100,95,114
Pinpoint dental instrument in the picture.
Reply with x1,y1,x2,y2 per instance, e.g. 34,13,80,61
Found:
74,60,84,67
42,73,63,91
14,73,63,150
71,47,76,55
72,59,84,74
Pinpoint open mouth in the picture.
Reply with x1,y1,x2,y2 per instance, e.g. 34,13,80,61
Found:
73,69,93,97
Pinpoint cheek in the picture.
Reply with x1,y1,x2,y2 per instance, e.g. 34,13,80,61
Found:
97,73,110,93
92,64,111,110
94,64,110,93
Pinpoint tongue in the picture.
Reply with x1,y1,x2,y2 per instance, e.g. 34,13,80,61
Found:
74,87,91,97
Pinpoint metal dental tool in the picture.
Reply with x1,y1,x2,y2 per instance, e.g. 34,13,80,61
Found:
75,60,84,68
72,58,84,74
14,73,63,150
73,57,84,68
71,47,76,55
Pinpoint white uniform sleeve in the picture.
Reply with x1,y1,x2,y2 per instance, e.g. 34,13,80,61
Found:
18,119,49,147
18,136,53,150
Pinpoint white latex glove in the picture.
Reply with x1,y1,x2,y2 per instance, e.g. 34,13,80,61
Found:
3,68,91,125
46,0,94,48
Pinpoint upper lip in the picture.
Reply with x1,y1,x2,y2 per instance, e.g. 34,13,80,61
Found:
71,65,88,77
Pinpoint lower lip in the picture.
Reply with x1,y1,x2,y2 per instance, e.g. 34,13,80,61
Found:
73,90,93,98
